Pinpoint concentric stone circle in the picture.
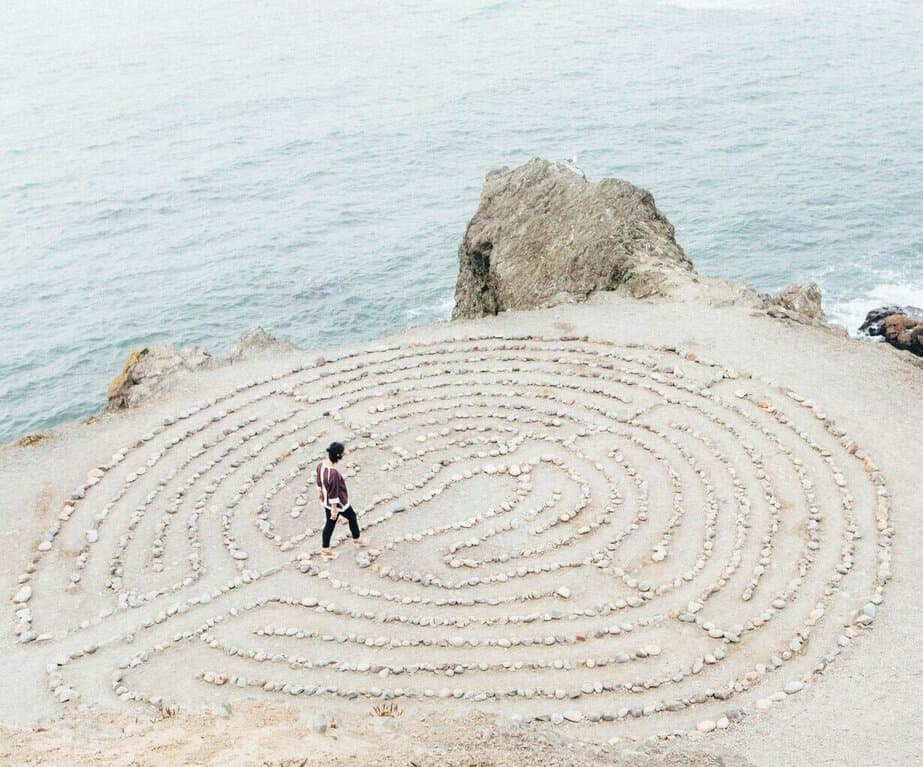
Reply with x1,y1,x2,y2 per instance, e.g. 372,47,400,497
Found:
11,335,893,741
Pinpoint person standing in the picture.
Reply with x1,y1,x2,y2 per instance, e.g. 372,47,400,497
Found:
316,441,365,559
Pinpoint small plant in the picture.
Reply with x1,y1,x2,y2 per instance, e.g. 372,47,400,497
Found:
16,433,46,447
370,701,403,718
154,699,180,719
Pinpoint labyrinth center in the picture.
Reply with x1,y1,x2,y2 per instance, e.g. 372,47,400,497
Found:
14,335,892,738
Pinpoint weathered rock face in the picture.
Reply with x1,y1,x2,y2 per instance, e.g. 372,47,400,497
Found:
452,158,693,319
107,328,299,411
881,314,923,356
858,305,923,335
228,327,298,362
859,305,923,356
763,282,827,325
107,345,213,410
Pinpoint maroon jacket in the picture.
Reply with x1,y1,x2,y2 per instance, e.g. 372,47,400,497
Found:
316,462,349,509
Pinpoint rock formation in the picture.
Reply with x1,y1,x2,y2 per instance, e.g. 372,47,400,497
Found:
763,281,827,325
881,314,923,356
228,327,299,362
858,305,923,335
452,159,694,319
858,305,923,356
106,345,213,410
107,327,298,410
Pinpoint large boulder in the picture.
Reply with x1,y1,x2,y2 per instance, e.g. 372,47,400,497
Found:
858,305,923,356
858,305,923,336
881,314,923,356
452,158,693,319
763,281,826,325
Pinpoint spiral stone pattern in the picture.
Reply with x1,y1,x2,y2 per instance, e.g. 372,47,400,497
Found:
12,335,893,740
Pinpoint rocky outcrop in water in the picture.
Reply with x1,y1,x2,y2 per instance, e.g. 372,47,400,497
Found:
763,281,827,325
858,305,923,335
107,327,298,410
858,305,923,356
452,158,693,319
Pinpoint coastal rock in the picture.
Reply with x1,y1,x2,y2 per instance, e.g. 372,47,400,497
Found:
858,305,923,336
452,158,693,319
878,313,923,356
858,305,904,336
308,711,334,735
107,328,301,410
763,282,826,325
858,305,923,356
228,327,298,363
107,345,213,410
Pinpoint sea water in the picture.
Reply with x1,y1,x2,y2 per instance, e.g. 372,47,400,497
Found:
1,0,920,444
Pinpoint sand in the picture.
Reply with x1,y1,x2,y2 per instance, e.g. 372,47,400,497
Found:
1,279,920,766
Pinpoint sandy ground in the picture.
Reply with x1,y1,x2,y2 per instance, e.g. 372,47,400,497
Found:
0,704,751,767
1,279,920,766
0,704,750,767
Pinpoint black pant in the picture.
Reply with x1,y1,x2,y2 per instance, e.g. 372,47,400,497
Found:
322,505,360,547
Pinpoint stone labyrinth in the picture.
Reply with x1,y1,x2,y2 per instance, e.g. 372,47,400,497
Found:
12,335,893,740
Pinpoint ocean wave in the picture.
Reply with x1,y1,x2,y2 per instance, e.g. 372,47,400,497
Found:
660,0,796,9
826,282,923,335
403,295,455,323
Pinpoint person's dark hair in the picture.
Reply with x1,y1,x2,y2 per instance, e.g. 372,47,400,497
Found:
327,442,345,463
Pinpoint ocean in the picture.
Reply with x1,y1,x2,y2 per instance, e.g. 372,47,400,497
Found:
1,0,920,445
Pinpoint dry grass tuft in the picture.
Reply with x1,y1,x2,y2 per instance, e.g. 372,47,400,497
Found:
370,701,403,718
16,433,46,447
154,700,180,720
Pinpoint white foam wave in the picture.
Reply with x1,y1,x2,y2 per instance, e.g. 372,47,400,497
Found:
403,296,456,323
826,282,923,335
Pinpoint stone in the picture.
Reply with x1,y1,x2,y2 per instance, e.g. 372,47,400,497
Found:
763,282,827,325
207,702,232,718
13,585,32,603
310,711,330,734
452,158,692,319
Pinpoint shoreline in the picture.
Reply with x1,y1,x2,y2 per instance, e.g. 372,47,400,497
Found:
5,272,920,452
